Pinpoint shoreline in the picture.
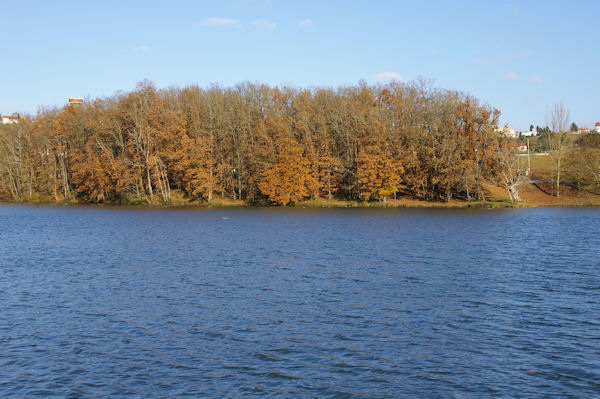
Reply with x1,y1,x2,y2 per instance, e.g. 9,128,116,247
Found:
3,198,600,210
4,181,600,209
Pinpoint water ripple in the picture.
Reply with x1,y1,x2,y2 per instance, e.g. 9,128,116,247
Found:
0,205,599,397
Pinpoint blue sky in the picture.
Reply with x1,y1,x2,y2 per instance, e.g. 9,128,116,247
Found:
1,0,598,130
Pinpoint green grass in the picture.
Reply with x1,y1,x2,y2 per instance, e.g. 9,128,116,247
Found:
529,152,554,178
296,197,509,209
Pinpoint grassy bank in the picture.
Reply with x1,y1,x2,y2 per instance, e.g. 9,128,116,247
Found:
5,195,600,208
516,152,600,207
1,192,516,209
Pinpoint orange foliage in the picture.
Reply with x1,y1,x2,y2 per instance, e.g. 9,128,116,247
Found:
0,80,505,205
258,139,319,204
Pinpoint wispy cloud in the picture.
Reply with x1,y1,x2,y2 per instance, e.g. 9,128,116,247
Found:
476,49,531,65
200,17,240,28
133,45,153,53
504,72,518,80
528,76,544,85
250,19,276,30
298,18,316,29
372,72,402,83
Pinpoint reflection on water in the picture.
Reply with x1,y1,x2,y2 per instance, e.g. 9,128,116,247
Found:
1,205,599,397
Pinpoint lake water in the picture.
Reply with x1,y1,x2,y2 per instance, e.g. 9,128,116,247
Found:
0,205,599,397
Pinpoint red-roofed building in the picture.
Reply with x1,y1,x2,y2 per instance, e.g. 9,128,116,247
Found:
515,142,528,152
595,122,600,133
1,113,20,124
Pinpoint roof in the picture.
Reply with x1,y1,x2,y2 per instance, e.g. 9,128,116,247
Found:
595,122,600,127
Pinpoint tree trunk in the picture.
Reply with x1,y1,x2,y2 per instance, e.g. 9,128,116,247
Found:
508,184,520,202
556,152,561,197
146,163,154,203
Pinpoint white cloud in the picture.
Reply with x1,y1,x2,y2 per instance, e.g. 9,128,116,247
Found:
250,19,276,30
529,76,544,85
504,72,517,80
298,18,316,29
372,72,403,83
200,17,240,28
133,45,153,52
476,49,531,65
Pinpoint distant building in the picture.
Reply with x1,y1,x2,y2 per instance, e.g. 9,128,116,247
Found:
596,122,600,133
1,113,20,124
496,126,518,138
521,127,538,137
69,97,83,106
515,143,528,152
578,127,591,134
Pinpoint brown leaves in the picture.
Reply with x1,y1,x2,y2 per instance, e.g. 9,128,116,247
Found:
169,134,220,200
356,142,403,201
258,139,319,205
0,80,505,205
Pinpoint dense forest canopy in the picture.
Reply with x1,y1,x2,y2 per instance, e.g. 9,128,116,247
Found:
1,80,522,205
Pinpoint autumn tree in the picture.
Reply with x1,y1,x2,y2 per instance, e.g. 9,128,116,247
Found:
169,133,220,200
496,138,527,202
355,115,403,202
122,81,172,203
356,142,403,201
0,121,35,201
258,139,319,205
564,142,600,193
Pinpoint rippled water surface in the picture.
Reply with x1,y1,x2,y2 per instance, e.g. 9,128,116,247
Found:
1,205,599,397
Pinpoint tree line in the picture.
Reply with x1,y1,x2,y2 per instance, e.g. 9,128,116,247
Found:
1,80,517,205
